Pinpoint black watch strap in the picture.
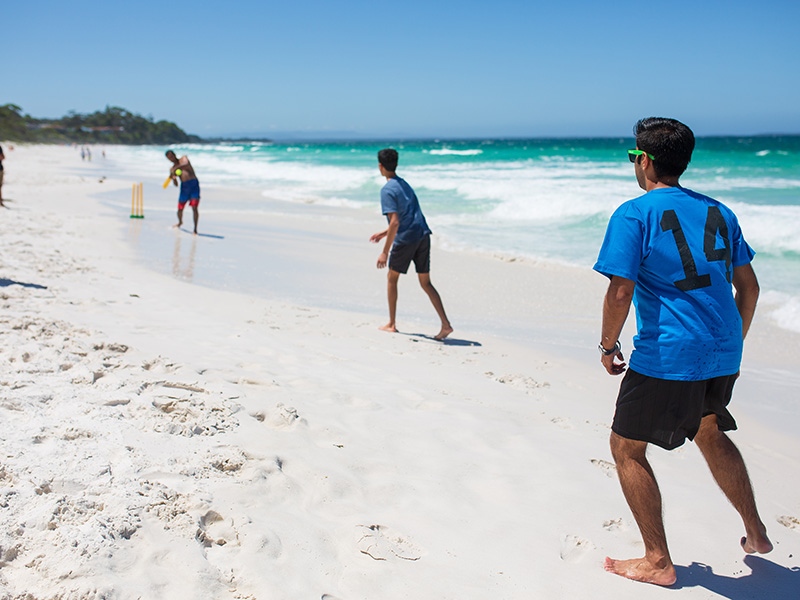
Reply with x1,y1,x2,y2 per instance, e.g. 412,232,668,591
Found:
599,340,621,356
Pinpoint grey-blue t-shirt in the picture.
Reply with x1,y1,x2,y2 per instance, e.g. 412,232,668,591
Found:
380,176,431,246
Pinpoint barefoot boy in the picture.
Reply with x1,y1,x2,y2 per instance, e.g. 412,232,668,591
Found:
370,148,452,341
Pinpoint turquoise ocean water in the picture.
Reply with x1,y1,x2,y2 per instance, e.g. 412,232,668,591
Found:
109,137,800,334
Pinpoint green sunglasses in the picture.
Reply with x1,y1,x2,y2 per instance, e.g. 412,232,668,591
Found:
628,149,655,163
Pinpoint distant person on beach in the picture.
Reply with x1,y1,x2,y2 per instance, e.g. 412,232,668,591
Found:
594,117,772,586
369,148,452,340
0,144,5,207
165,150,200,234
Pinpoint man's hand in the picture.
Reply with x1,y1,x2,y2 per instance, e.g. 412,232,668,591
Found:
376,251,388,269
600,347,626,375
370,231,387,243
599,276,634,376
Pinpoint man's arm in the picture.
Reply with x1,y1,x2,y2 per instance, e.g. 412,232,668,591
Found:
170,157,194,178
600,275,635,375
370,212,399,269
732,263,759,340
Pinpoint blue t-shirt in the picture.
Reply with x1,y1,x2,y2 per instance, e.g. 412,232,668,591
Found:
380,176,431,246
593,187,755,381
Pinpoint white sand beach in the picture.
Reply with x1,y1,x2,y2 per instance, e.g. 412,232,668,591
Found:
0,145,798,599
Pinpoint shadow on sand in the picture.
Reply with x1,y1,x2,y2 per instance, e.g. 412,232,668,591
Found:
401,332,482,347
673,555,800,600
179,227,224,239
0,278,47,290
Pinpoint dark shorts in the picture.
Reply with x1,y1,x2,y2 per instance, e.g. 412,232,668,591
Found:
612,369,738,450
389,235,431,274
178,178,200,206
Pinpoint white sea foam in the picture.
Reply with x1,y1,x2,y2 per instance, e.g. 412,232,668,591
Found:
427,148,484,156
726,202,800,255
405,161,633,222
761,290,800,334
688,175,800,191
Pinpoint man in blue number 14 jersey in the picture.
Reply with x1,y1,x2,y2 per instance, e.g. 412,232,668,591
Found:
593,117,772,586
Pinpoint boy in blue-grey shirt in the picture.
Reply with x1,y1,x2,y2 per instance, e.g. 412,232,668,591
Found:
370,148,452,340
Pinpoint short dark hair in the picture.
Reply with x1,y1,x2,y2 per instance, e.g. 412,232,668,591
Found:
378,148,398,172
633,117,695,178
165,149,175,157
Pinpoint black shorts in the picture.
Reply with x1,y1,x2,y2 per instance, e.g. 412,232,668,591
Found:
612,369,738,450
389,235,431,274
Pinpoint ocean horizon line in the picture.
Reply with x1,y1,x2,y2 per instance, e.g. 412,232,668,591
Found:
173,132,800,147
10,133,800,146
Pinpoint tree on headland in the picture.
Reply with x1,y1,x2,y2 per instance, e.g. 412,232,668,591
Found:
0,104,202,144
0,104,28,140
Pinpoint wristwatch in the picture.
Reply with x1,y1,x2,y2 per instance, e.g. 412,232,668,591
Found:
598,340,621,356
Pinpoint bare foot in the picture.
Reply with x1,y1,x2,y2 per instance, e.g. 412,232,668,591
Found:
378,323,397,333
173,223,182,229
604,556,677,586
433,324,454,341
741,532,773,554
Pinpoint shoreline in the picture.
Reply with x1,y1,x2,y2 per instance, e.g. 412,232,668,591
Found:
0,144,798,598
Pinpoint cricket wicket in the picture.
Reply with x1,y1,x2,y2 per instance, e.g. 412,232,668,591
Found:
130,182,144,219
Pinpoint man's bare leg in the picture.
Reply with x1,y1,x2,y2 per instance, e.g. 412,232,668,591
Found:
418,273,453,340
694,414,773,554
605,433,677,586
174,206,184,229
191,204,199,235
379,269,400,333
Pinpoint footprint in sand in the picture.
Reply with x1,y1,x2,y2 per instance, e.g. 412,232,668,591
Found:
485,372,550,396
559,534,595,563
602,518,624,531
251,403,306,430
590,458,617,478
196,510,239,548
146,383,238,437
0,543,22,567
142,482,196,538
777,515,800,531
211,454,246,474
356,524,423,562
141,357,179,373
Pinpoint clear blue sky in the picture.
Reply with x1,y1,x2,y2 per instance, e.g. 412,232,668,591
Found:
5,0,799,139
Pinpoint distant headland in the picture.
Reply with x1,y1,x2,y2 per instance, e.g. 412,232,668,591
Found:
0,104,270,145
